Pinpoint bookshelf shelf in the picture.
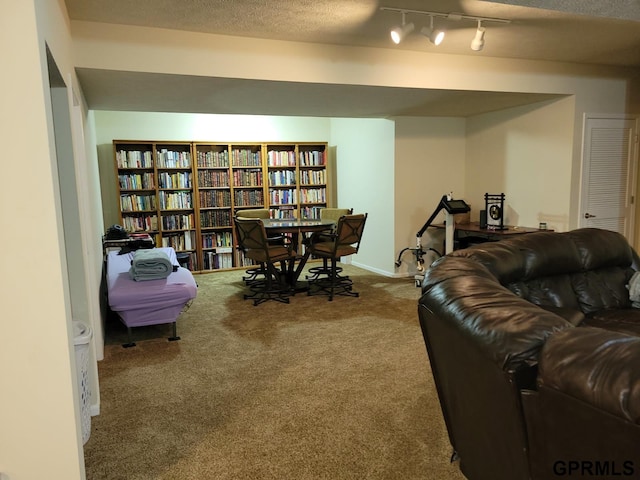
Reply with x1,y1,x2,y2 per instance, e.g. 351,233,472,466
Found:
114,140,330,273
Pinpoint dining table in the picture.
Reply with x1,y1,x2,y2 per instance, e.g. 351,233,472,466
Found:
261,218,335,290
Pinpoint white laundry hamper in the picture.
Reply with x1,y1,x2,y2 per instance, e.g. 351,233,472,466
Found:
73,320,92,445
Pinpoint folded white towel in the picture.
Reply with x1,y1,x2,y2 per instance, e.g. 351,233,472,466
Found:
628,271,640,308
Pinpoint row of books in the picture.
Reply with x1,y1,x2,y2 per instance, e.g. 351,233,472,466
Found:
200,209,231,228
120,194,156,212
267,150,296,167
161,231,196,251
158,171,192,189
198,169,229,187
234,189,264,207
118,172,155,190
299,187,326,204
299,169,326,185
159,191,193,210
199,190,231,208
269,188,297,205
269,208,297,219
232,169,262,187
197,149,230,168
202,231,233,249
300,206,323,220
268,170,296,186
231,149,261,167
299,150,326,166
116,149,153,169
156,149,192,168
203,251,234,270
162,213,195,230
177,252,197,271
121,214,158,231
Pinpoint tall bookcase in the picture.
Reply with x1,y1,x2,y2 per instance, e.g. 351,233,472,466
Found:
113,140,331,273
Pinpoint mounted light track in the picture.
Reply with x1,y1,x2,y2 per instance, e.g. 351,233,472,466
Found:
381,6,510,51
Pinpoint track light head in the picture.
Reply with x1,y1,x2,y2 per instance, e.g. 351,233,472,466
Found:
391,22,415,44
390,12,414,44
471,21,486,51
420,16,445,46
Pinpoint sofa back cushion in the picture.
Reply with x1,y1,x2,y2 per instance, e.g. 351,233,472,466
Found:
449,228,635,314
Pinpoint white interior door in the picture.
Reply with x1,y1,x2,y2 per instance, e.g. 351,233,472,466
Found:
580,115,639,242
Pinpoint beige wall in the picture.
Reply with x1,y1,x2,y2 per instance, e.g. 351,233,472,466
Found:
393,117,466,275
466,97,576,232
1,0,95,478
330,118,396,274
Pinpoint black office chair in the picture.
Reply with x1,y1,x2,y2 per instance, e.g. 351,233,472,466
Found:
235,217,296,305
306,213,367,301
305,208,353,281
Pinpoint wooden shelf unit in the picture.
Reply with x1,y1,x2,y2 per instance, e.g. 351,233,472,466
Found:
113,140,331,273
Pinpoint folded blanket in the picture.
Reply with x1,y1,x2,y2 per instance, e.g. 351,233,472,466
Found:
129,248,173,282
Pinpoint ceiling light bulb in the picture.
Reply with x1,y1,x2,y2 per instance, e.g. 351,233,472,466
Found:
420,16,445,46
471,22,485,51
390,13,414,44
420,26,445,46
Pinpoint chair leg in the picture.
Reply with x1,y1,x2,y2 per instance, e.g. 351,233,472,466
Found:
307,257,358,301
243,262,292,306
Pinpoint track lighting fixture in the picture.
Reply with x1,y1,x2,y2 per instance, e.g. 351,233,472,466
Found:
390,12,415,44
381,7,509,52
470,20,486,51
420,16,445,46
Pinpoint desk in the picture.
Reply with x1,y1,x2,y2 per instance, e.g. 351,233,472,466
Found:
432,222,549,249
262,219,334,289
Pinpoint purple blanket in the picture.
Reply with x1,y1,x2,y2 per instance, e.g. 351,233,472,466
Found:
107,247,197,328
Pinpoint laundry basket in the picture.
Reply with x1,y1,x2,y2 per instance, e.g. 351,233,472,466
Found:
73,320,92,445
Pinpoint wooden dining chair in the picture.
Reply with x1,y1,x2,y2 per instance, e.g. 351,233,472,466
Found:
234,217,296,305
235,208,284,285
305,208,353,281
306,213,367,301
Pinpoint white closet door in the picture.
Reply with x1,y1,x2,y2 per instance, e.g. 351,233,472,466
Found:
580,115,638,242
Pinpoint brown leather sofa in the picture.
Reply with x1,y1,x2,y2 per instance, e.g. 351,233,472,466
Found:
418,228,640,480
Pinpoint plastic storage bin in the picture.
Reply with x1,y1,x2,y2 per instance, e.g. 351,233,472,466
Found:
73,320,93,445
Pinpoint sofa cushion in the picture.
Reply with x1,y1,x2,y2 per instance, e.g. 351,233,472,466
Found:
583,308,640,336
570,267,633,314
538,327,640,424
568,228,636,271
507,274,581,311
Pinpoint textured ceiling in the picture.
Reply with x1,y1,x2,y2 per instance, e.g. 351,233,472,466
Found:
65,0,640,117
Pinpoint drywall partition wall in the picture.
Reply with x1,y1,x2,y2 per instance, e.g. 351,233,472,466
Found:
465,96,575,232
1,1,87,479
94,111,332,227
393,117,467,276
329,118,395,276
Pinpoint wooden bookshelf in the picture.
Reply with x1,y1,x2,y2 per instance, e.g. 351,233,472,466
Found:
113,140,331,272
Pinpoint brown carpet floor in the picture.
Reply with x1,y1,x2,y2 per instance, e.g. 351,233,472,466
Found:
84,264,466,480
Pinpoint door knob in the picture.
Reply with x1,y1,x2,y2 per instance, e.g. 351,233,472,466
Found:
584,213,596,219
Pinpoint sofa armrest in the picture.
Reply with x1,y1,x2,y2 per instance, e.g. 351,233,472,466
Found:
538,326,640,424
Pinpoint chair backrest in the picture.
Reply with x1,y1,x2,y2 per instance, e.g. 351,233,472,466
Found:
334,213,367,254
320,208,353,223
236,208,270,219
235,217,270,252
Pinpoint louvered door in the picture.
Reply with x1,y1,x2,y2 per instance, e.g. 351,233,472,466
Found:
580,115,638,242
